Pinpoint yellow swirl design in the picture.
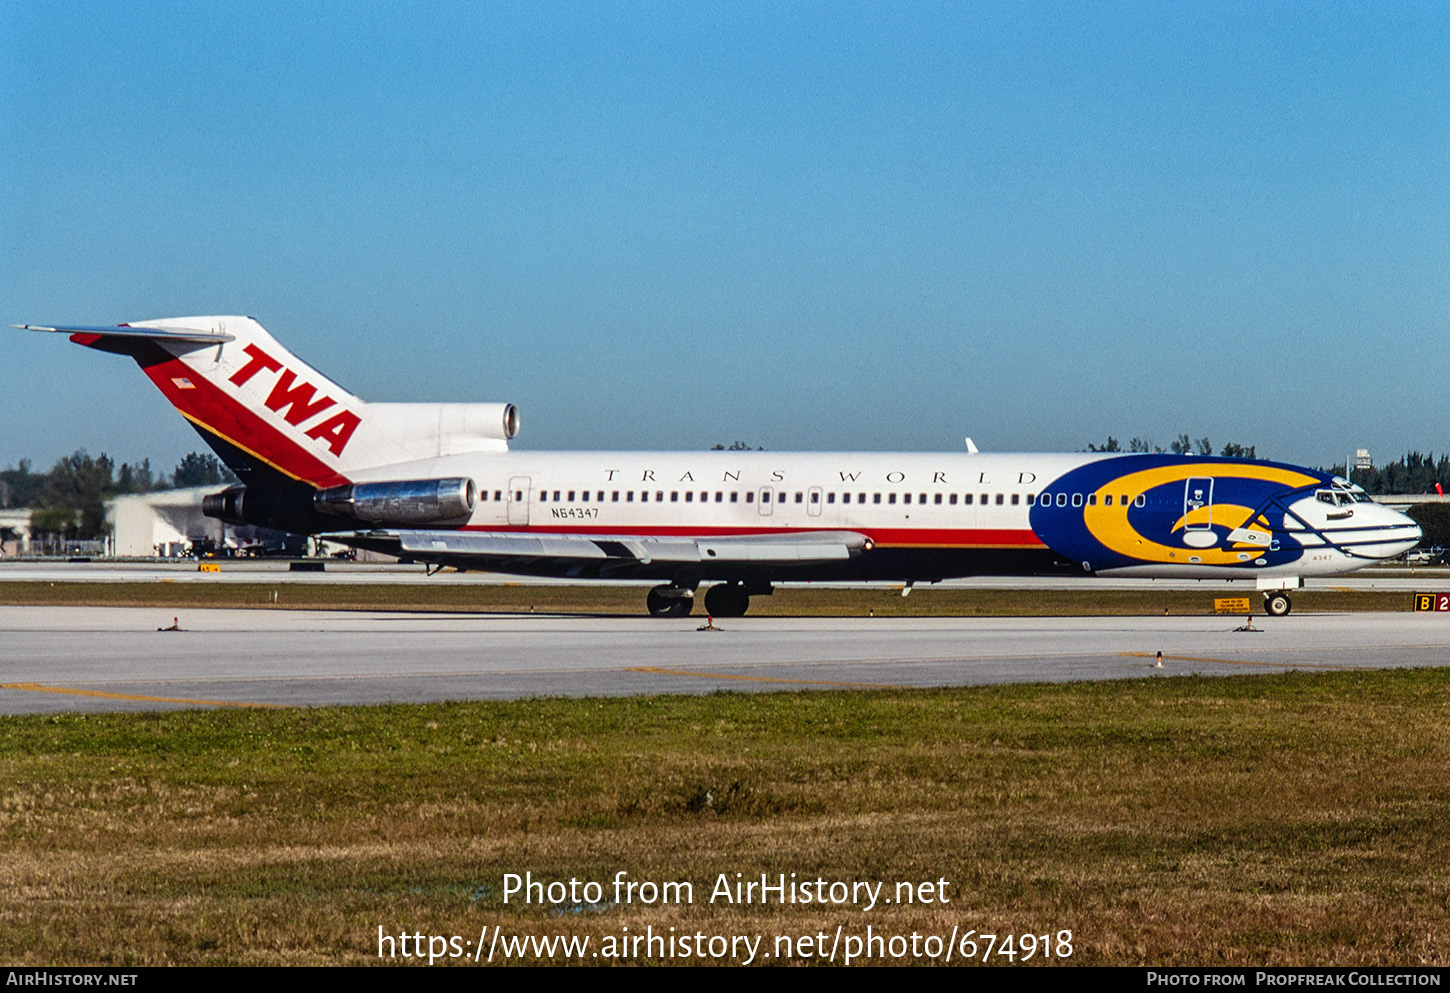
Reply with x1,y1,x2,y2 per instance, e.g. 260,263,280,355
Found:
1080,463,1318,566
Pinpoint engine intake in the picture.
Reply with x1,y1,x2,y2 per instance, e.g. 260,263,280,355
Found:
313,477,478,525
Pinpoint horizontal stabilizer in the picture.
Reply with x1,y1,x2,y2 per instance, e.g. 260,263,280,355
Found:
376,529,872,565
14,323,236,344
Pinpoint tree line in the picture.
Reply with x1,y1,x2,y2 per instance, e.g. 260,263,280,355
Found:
1086,435,1257,458
1,452,235,540
1333,451,1450,496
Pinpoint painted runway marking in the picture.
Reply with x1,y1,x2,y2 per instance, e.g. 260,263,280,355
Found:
0,682,286,709
1118,652,1377,670
626,666,901,689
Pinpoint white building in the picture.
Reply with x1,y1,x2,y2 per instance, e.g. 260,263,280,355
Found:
106,486,227,557
0,509,32,556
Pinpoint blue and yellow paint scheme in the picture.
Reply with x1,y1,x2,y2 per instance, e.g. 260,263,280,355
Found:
1031,455,1418,577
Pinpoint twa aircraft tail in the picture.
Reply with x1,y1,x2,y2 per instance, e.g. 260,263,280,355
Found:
17,316,518,489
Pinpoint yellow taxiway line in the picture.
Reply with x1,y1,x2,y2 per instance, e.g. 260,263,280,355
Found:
626,666,900,689
0,682,286,708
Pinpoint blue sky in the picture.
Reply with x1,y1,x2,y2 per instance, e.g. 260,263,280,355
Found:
3,1,1447,474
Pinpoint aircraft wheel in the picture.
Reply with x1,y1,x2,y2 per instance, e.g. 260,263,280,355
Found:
703,583,750,617
647,586,692,618
1264,592,1292,617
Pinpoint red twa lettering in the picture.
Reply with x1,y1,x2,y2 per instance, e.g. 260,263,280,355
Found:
226,342,359,456
306,410,361,456
230,344,282,386
264,369,336,425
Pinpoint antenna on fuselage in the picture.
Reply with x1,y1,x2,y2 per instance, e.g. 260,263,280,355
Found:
964,437,979,454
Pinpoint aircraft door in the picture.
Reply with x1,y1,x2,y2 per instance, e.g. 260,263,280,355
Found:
807,486,823,517
508,475,531,526
758,486,774,516
1184,477,1213,530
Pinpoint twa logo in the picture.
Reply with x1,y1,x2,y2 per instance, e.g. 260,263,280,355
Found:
228,344,361,456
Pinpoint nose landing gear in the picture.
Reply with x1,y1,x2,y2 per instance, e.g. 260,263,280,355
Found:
1263,591,1292,617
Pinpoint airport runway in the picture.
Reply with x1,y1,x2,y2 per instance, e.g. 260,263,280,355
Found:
1,559,1446,591
1,606,1447,714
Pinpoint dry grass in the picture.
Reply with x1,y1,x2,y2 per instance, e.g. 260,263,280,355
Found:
2,672,1448,965
0,580,1418,616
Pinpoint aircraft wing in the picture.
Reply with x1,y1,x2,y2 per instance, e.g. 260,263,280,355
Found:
335,529,872,565
14,323,236,345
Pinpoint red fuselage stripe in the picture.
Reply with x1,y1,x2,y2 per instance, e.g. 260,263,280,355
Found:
460,524,1045,547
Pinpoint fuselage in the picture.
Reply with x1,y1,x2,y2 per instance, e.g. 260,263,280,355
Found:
345,448,1422,584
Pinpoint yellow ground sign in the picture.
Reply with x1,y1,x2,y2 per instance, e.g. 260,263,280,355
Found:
1213,597,1252,614
197,562,221,573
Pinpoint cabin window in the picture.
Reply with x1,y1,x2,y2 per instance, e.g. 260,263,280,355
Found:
840,493,848,504
538,491,548,502
888,493,897,504
859,493,866,503
934,493,943,504
1072,493,1083,508
1026,494,1035,505
949,493,958,505
995,494,1004,505
745,492,754,503
874,493,882,504
1134,494,1146,507
1087,493,1096,506
826,492,835,504
1011,493,1020,505
810,491,820,504
657,491,664,502
612,491,619,501
795,492,804,503
494,490,503,501
920,493,928,504
715,492,723,502
582,491,589,502
730,492,739,503
567,490,575,501
627,491,635,502
1104,495,1113,506
685,491,693,502
597,491,604,501
980,493,989,505
963,494,973,505
1121,494,1129,505
902,493,911,504
1056,493,1067,507
640,491,648,502
671,491,679,502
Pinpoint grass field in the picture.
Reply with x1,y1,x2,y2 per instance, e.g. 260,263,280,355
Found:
3,670,1448,966
0,580,1419,616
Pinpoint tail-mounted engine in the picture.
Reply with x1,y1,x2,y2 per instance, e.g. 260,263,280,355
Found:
204,477,478,530
314,478,477,525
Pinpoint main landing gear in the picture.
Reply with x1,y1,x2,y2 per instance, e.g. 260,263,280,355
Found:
646,585,693,618
703,582,750,618
646,582,757,618
1263,591,1293,617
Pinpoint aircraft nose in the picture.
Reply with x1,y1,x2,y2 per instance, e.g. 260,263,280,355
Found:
1363,505,1422,559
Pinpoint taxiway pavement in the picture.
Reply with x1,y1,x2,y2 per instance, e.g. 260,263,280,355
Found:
1,606,1446,714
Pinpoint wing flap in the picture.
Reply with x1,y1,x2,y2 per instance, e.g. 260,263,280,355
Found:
387,529,870,564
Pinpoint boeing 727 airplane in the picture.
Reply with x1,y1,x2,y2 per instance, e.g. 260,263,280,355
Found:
19,316,1422,616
